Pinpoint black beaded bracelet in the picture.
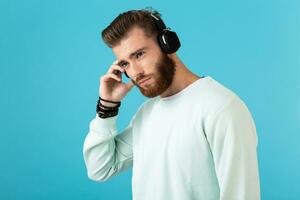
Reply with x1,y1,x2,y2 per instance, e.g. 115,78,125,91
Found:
97,104,119,111
96,96,120,118
97,97,121,108
97,106,119,118
99,96,121,105
98,107,118,114
97,112,118,118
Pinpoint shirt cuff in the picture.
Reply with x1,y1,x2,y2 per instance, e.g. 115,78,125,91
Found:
89,114,118,137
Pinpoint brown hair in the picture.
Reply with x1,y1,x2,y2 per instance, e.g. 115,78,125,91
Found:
101,8,162,48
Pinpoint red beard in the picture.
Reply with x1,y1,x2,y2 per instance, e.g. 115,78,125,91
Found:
132,53,176,98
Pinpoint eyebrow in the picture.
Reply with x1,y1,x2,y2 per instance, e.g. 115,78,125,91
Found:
117,47,148,66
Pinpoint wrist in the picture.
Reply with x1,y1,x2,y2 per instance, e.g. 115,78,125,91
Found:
96,96,121,118
100,100,118,107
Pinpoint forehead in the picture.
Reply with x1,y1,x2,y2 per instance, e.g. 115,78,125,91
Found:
112,26,157,60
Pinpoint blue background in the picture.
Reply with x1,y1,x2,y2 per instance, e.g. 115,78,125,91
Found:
0,0,299,199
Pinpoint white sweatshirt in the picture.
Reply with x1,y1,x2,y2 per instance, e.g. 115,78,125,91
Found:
83,76,261,200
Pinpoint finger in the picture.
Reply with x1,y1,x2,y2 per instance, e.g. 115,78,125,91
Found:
102,73,121,82
107,63,125,75
112,60,119,65
125,80,135,89
112,59,122,69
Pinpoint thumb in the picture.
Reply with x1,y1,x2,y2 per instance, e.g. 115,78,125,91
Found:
125,80,135,90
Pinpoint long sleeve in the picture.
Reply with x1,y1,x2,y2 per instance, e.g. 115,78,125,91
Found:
83,113,135,182
205,97,261,200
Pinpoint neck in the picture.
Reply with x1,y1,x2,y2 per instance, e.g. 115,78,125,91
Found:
159,54,202,98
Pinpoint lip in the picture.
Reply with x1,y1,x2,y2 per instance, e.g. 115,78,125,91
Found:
138,77,151,86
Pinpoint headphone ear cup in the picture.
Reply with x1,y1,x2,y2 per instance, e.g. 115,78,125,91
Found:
157,31,181,54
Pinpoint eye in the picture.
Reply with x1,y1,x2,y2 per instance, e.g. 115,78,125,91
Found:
120,62,128,69
135,51,145,59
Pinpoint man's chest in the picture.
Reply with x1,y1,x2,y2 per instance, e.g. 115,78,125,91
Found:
132,109,213,177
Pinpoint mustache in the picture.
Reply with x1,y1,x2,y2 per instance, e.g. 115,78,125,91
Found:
135,74,151,83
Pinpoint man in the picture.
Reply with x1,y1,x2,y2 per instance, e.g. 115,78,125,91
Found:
83,8,261,200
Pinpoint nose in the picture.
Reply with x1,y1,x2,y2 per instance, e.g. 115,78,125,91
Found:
129,63,145,80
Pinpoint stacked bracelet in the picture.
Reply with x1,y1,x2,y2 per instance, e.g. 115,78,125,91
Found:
96,96,121,118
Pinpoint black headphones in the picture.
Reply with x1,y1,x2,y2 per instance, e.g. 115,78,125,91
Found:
123,13,181,78
150,13,181,54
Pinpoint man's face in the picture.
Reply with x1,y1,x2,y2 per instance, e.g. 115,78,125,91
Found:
112,26,176,98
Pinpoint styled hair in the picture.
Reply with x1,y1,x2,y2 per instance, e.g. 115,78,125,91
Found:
101,8,162,48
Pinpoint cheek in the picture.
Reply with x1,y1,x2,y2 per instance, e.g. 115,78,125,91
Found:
140,57,158,73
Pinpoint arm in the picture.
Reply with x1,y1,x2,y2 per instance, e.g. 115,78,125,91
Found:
83,113,135,182
84,58,136,182
205,98,261,199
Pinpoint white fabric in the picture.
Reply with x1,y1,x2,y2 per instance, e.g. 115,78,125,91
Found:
83,76,261,200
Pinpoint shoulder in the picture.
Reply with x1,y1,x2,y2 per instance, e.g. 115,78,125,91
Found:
203,76,238,109
198,78,257,144
201,77,256,133
204,77,252,120
189,76,242,118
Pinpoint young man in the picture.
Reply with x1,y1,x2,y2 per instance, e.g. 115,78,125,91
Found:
83,8,261,200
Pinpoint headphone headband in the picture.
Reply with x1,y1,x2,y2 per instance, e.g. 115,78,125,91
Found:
150,13,167,31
